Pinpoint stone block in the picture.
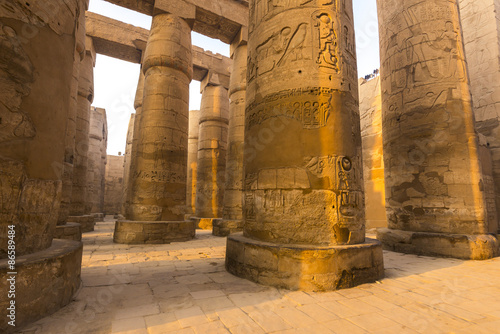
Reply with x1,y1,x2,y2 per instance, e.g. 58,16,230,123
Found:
113,220,195,244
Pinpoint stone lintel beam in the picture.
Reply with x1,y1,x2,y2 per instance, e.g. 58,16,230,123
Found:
102,0,248,43
86,12,231,87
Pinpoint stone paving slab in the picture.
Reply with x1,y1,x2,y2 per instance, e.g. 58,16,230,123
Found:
18,218,500,334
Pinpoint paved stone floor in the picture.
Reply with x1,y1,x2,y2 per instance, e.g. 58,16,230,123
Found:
19,218,500,334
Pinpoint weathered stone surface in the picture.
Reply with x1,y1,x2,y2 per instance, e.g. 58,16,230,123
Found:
0,0,80,258
0,239,82,332
104,155,124,215
114,220,195,244
215,34,247,237
459,0,500,233
359,76,387,229
68,215,95,233
191,217,215,230
377,228,498,260
195,84,229,219
226,233,384,291
88,107,107,215
54,222,82,242
122,113,135,214
213,218,243,237
127,13,192,221
187,109,200,215
226,0,383,290
70,36,96,216
377,0,497,259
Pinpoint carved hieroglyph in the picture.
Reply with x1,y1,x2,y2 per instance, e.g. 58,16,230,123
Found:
377,0,494,237
244,0,363,245
195,84,229,219
126,13,192,221
0,0,80,257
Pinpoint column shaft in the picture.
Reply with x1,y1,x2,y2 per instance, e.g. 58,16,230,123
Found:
127,13,192,221
376,0,498,259
187,109,200,215
195,85,229,219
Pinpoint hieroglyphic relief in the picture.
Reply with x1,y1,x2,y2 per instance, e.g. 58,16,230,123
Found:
133,169,185,183
0,22,36,142
305,155,362,222
246,87,334,129
313,10,339,71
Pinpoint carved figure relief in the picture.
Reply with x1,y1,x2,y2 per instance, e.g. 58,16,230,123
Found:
314,12,339,71
0,23,36,143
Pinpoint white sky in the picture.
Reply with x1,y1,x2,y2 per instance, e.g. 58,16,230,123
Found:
89,0,380,155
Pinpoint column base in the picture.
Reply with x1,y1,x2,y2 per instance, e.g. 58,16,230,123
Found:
212,219,243,237
190,217,216,230
54,222,82,241
0,239,83,332
377,228,499,260
225,233,384,291
114,220,196,244
91,213,104,221
68,215,95,233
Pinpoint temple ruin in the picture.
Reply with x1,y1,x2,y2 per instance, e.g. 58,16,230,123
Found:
1,0,499,332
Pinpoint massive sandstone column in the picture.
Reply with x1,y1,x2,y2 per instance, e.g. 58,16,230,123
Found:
376,0,498,259
225,0,384,291
0,1,83,330
122,113,136,215
186,109,200,216
459,0,500,234
88,107,107,216
359,75,387,230
58,1,87,227
213,30,247,236
193,75,229,229
115,13,195,244
123,70,145,217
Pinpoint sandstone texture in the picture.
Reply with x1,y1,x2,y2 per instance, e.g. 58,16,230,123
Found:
187,109,200,215
104,155,125,215
114,220,195,244
377,0,499,259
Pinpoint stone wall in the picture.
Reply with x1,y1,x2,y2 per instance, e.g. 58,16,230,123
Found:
459,0,500,233
359,76,387,230
104,155,124,215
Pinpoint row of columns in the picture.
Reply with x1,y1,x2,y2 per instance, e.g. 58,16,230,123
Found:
119,0,498,292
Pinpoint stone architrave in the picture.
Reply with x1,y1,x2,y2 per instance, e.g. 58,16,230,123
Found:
186,109,200,216
376,0,498,259
213,30,247,237
0,1,84,330
115,12,195,244
193,75,229,229
225,0,384,291
68,35,96,233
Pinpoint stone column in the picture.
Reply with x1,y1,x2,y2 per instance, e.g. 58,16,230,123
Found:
115,13,195,244
88,107,107,216
459,0,500,234
123,70,144,218
68,35,96,233
376,0,498,259
122,113,136,215
0,1,83,330
193,75,229,229
213,30,247,236
58,0,87,227
186,109,200,216
225,0,384,291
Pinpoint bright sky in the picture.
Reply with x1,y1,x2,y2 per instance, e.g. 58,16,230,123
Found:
89,0,380,155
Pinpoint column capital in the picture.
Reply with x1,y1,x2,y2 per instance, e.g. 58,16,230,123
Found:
230,26,248,58
201,71,229,92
